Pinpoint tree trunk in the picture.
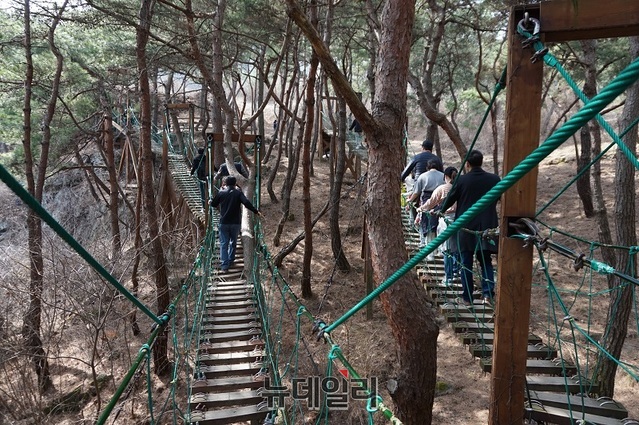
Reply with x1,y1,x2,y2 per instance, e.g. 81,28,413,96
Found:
130,142,144,337
594,36,639,397
300,0,318,299
137,0,171,376
273,84,304,247
21,0,68,393
490,104,499,174
211,0,226,167
103,115,122,257
409,72,466,160
364,0,379,104
329,97,350,271
286,0,440,422
576,39,596,217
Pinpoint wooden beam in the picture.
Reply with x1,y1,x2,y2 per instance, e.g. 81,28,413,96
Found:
489,6,542,425
206,132,258,143
533,0,639,41
165,103,192,110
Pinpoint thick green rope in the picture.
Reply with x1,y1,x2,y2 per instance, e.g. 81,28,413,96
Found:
0,164,164,326
253,233,402,423
519,27,639,172
325,57,639,334
536,247,639,382
535,87,639,217
437,68,506,211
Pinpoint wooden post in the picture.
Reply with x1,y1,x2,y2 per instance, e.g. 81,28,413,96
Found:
490,3,639,423
489,6,542,425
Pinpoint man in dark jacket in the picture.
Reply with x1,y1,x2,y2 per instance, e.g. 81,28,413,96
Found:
214,161,249,181
190,148,207,211
440,150,500,306
400,139,443,182
210,176,261,272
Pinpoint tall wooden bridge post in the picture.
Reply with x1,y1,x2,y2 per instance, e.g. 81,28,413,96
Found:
490,6,542,424
491,1,639,423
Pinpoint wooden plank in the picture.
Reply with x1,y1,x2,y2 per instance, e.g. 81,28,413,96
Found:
206,132,258,143
198,362,263,378
206,294,253,303
201,329,261,343
198,350,265,365
446,311,495,324
189,390,263,408
528,404,627,425
439,303,492,314
208,289,253,297
201,322,260,333
453,321,495,333
191,376,265,393
206,300,255,309
525,376,599,395
470,344,556,359
189,404,267,425
209,284,251,292
201,314,257,325
199,338,265,354
537,0,639,42
460,332,543,346
527,391,628,420
490,7,542,425
205,308,256,317
481,358,577,375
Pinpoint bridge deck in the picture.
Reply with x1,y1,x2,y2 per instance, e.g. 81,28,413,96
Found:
403,212,631,425
189,244,269,425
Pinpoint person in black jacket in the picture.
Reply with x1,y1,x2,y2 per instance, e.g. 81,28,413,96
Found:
440,150,500,306
213,161,249,181
190,148,207,211
400,140,443,182
210,176,261,272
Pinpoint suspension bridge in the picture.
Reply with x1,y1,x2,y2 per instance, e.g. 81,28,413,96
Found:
1,1,639,424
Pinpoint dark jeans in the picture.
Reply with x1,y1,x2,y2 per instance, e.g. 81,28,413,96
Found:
219,223,241,270
444,250,461,281
460,250,495,302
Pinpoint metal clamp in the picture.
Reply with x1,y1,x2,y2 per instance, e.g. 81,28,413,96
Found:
518,13,541,37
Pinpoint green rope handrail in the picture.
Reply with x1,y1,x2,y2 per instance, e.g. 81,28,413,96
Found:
518,26,639,172
534,88,639,217
325,56,639,334
253,236,402,423
0,164,164,326
98,227,214,425
536,247,639,382
435,67,506,227
96,338,159,425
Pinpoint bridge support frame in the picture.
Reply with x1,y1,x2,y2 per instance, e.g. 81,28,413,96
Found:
492,2,639,424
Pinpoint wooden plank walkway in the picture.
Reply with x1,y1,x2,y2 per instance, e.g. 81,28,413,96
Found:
401,214,633,425
188,245,270,424
167,153,207,223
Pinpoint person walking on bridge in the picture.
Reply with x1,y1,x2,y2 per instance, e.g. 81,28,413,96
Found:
441,150,500,306
210,176,261,272
189,148,207,212
400,139,443,182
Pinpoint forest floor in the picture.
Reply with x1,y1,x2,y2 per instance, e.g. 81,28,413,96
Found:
256,135,639,424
